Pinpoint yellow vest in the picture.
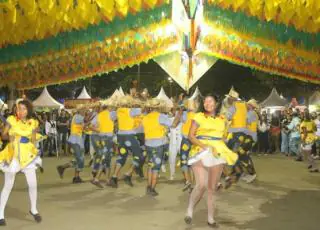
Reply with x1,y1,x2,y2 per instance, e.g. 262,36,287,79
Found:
300,121,316,143
117,108,135,131
142,112,166,140
97,110,114,133
230,101,247,129
71,115,83,136
133,114,144,130
182,112,195,136
247,111,258,133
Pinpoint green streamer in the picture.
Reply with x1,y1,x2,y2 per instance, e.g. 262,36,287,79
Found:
204,5,320,51
0,4,171,64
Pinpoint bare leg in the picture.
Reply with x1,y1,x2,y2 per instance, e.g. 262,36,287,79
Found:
207,164,224,224
186,161,207,219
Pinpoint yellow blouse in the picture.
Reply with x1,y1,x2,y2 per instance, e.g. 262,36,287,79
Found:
189,113,238,166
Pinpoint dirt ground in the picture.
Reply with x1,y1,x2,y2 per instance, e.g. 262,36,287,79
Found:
0,155,319,230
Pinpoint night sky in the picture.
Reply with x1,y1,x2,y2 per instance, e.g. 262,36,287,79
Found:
2,59,318,103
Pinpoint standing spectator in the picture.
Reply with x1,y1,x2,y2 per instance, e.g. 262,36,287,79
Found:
287,112,301,160
258,114,269,155
45,112,58,157
281,113,291,156
57,110,70,156
269,114,281,153
314,113,320,158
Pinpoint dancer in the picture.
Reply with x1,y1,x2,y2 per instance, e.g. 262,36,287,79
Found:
178,100,197,191
89,100,117,188
0,99,43,226
168,106,182,180
109,96,143,188
223,88,250,185
56,106,87,183
142,99,181,196
185,94,238,227
240,99,259,183
300,110,319,172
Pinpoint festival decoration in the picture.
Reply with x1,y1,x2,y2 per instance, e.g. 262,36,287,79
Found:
0,0,319,90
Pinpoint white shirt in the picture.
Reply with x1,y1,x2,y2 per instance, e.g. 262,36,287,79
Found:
315,119,320,137
258,122,269,132
45,120,57,135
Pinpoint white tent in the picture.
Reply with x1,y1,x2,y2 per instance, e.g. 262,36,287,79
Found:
188,87,201,100
309,91,320,112
33,87,64,109
77,86,91,99
0,99,8,111
118,87,125,96
260,88,287,113
110,89,121,99
156,87,173,107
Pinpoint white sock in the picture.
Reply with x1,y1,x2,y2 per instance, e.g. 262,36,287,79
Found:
0,172,16,219
24,169,38,214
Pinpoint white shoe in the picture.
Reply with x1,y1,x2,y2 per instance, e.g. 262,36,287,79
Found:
169,175,175,181
245,174,257,183
161,164,167,173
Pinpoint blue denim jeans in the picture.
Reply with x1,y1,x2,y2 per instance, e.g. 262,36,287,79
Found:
69,143,85,171
281,131,289,154
289,136,301,156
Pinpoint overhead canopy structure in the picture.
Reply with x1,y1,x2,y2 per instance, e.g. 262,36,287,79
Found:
260,88,288,108
0,0,319,91
156,87,173,107
32,87,64,109
77,86,91,99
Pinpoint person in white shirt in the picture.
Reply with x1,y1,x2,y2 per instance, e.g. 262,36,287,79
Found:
45,113,58,157
258,115,269,154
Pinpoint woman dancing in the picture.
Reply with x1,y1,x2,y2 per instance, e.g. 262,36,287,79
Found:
184,94,238,227
0,99,43,226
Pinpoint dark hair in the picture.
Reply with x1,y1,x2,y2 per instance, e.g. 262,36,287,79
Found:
18,100,33,119
304,111,311,121
199,93,221,114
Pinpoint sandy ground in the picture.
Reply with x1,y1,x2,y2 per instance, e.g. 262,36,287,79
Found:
0,155,319,230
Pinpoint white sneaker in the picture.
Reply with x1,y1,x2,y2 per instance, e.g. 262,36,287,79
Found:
169,175,175,181
245,174,257,183
161,164,167,173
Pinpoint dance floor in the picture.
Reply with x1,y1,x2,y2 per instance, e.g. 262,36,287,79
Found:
0,155,319,230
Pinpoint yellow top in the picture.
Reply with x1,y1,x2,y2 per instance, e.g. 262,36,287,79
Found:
117,108,135,131
97,110,114,133
300,120,317,144
142,112,166,140
189,113,238,165
230,101,247,129
182,111,195,137
0,115,40,168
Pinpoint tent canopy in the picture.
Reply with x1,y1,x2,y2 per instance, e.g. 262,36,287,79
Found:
260,88,287,107
309,91,320,105
156,87,173,107
33,87,64,109
0,99,8,111
118,87,125,96
77,86,91,99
